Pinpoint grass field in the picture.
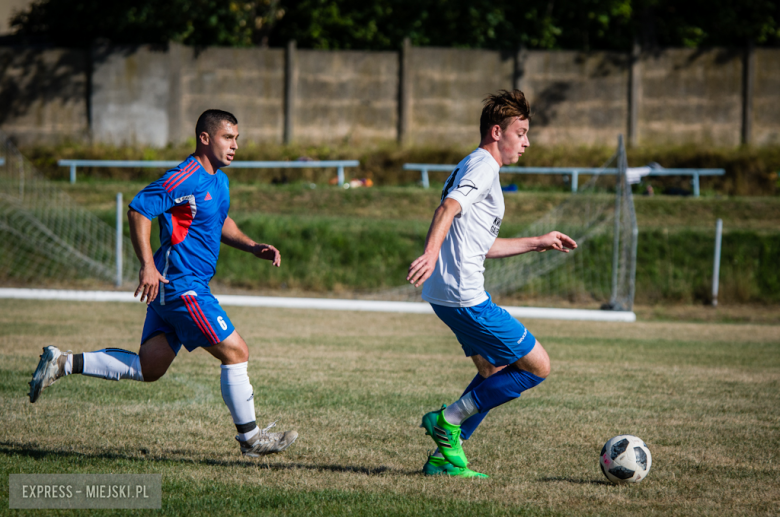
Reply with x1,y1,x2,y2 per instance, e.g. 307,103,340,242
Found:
1,299,779,516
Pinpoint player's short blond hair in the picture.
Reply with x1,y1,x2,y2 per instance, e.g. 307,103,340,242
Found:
480,90,531,140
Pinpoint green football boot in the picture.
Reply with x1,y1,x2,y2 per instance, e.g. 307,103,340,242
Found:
420,405,468,468
422,454,489,479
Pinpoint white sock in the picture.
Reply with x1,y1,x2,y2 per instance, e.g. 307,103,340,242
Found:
81,349,144,381
64,354,73,375
443,392,478,426
220,362,258,439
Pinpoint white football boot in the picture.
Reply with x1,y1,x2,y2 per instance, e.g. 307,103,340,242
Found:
237,421,298,457
29,346,68,403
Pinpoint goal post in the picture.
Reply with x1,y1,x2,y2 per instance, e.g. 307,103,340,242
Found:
0,131,136,286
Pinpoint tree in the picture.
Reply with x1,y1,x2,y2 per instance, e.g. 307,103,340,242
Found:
9,0,780,50
9,0,285,48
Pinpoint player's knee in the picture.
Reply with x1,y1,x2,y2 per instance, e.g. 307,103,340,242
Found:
535,358,551,379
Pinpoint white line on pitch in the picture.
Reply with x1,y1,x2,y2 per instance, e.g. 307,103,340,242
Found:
0,288,636,322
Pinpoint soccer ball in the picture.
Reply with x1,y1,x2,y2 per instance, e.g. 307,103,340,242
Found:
599,435,652,484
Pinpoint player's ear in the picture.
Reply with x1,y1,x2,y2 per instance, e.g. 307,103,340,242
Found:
198,131,211,147
491,124,502,141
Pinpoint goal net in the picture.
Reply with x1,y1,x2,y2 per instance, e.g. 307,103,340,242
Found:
382,136,638,311
0,131,136,287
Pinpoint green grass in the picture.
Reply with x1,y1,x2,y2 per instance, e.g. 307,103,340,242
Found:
1,300,779,516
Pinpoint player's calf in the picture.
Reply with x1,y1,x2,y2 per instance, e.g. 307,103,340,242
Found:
29,346,148,403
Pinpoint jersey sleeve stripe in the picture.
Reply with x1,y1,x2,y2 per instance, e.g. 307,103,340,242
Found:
162,163,193,191
167,169,197,192
163,161,197,191
181,295,218,344
162,164,190,190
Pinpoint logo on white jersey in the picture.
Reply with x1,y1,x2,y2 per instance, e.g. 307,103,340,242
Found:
455,179,478,196
490,216,502,236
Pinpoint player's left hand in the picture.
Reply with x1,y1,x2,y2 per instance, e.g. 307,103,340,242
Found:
536,231,577,253
252,243,281,267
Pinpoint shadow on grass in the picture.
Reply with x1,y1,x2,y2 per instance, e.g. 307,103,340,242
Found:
0,441,412,476
539,476,611,486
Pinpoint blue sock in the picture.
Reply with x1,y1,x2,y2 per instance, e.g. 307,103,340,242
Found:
460,373,489,440
470,365,545,413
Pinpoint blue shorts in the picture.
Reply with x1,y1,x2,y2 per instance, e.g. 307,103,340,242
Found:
431,293,536,367
141,286,235,355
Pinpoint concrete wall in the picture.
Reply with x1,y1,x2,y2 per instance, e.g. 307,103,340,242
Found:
520,50,629,146
1,43,779,148
91,45,171,147
295,50,398,144
637,48,743,146
0,47,88,144
753,48,780,146
175,45,285,145
407,48,513,145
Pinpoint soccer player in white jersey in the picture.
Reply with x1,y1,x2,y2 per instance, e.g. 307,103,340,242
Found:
407,90,577,478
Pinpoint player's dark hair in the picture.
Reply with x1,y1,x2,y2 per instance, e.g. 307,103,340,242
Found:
195,109,238,139
479,90,530,140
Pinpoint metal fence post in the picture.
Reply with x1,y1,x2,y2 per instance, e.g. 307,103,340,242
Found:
421,167,430,189
337,165,344,186
712,218,723,307
692,173,700,197
571,171,578,192
116,192,123,287
70,164,77,184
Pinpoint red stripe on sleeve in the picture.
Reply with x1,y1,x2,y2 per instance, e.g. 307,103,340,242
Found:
163,162,197,191
168,171,195,192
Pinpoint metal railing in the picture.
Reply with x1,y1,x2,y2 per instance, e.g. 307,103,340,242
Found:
58,159,360,186
0,158,5,166
403,164,725,197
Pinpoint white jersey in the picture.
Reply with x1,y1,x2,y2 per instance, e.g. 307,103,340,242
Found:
422,148,504,307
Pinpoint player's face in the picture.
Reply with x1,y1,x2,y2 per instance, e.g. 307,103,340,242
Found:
497,117,530,165
206,122,239,167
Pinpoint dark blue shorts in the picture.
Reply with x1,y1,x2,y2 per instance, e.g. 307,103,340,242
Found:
141,287,235,355
431,293,536,367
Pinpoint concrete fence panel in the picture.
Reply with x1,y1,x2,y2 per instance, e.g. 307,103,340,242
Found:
0,43,774,149
638,48,743,146
408,47,514,146
91,45,171,147
753,48,780,146
0,47,88,144
521,50,629,146
295,50,398,144
176,45,285,145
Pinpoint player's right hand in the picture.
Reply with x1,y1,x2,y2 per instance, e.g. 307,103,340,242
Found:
135,264,169,305
407,251,437,287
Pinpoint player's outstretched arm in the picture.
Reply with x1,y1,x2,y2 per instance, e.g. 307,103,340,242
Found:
128,208,169,304
486,231,577,259
407,198,461,287
221,216,281,267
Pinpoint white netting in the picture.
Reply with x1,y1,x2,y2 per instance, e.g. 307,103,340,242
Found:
381,136,638,310
0,131,136,286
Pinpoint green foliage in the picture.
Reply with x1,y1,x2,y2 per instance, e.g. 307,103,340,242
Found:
9,0,780,50
215,214,428,291
269,0,780,50
10,0,283,47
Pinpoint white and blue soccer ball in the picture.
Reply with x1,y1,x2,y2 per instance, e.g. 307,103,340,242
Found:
599,435,652,484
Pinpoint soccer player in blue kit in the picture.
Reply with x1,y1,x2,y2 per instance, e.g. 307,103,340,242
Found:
29,110,298,457
407,90,577,478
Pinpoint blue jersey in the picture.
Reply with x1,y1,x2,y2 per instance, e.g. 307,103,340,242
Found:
129,156,230,301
